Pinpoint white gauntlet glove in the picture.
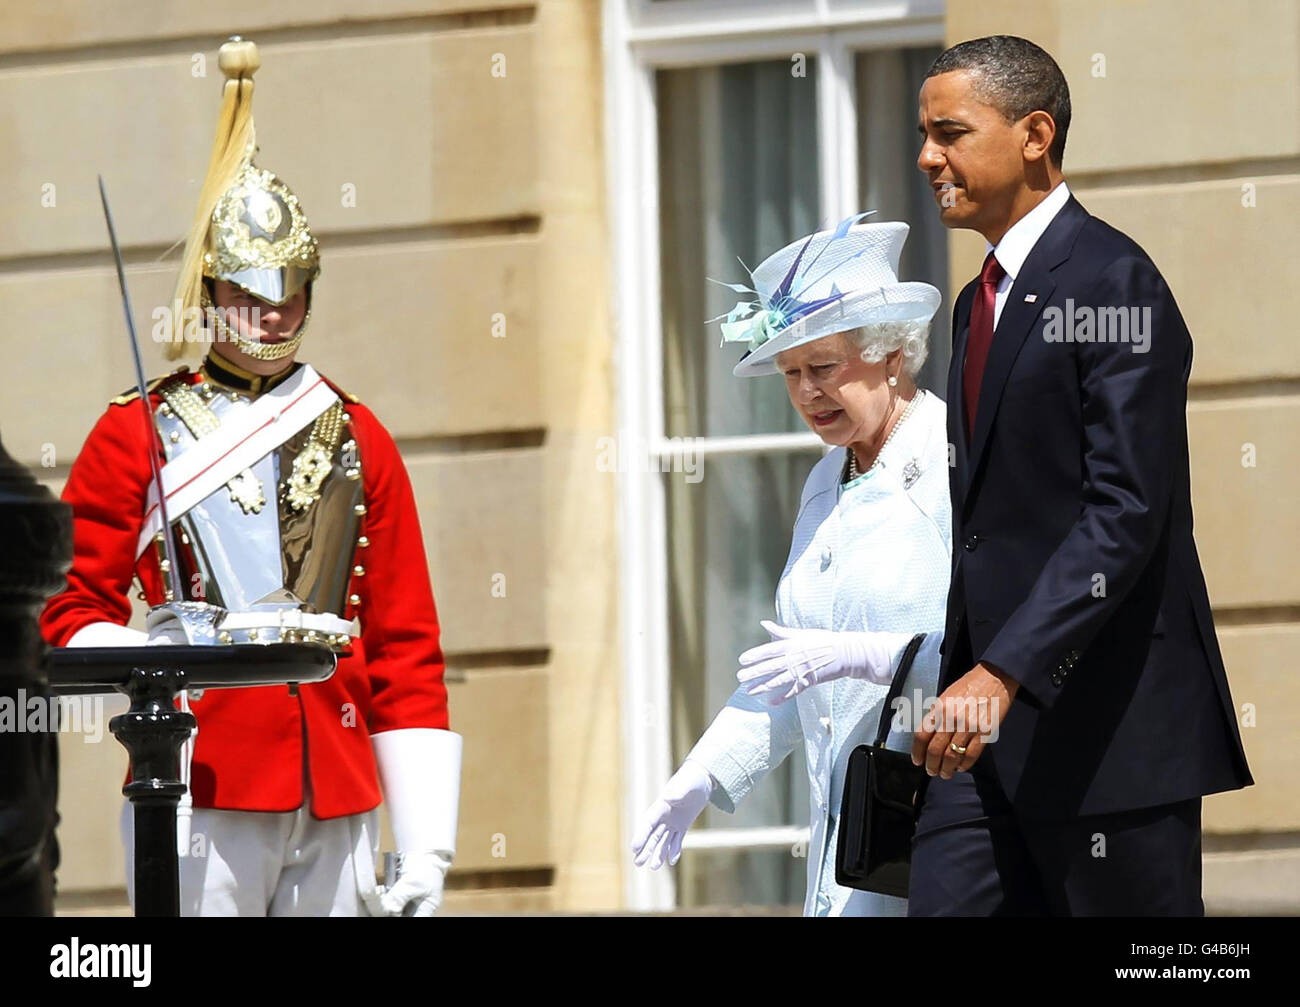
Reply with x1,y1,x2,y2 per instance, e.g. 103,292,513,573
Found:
66,620,186,647
737,620,915,703
369,728,463,918
66,622,148,648
630,758,715,870
378,851,453,919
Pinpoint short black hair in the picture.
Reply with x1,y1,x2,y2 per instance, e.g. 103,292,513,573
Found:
926,35,1071,166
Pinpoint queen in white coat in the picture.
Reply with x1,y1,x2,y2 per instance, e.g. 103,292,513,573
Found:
631,216,952,916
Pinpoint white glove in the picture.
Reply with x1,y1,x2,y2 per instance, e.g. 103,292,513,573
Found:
66,620,184,647
369,728,463,918
736,620,914,703
630,758,714,869
376,851,452,918
66,622,148,648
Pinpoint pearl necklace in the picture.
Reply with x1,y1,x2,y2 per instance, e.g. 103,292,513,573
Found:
846,389,923,482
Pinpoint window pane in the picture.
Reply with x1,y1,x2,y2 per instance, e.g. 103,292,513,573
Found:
664,452,814,909
855,46,951,396
657,60,821,439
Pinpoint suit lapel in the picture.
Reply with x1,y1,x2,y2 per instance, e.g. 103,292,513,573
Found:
961,196,1090,507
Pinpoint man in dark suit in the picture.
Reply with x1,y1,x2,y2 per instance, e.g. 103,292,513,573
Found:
907,35,1253,915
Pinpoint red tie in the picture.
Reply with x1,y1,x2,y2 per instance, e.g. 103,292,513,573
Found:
963,250,1006,441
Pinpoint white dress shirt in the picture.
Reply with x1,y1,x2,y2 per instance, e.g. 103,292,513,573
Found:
987,180,1071,329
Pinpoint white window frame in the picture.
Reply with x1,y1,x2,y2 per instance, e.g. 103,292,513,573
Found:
604,0,945,912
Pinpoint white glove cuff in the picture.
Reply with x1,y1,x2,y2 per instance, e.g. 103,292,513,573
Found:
677,758,717,799
372,728,463,856
66,622,149,648
857,631,923,685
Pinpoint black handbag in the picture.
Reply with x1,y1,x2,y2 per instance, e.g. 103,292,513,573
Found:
834,632,928,897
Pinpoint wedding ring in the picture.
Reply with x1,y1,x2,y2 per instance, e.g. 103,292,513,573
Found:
949,741,968,755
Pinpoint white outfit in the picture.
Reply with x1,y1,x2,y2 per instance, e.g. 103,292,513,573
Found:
686,390,952,916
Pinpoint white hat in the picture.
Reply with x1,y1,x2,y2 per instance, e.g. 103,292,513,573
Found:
715,215,942,378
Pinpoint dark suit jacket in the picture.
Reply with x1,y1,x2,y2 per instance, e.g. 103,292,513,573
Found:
941,193,1253,818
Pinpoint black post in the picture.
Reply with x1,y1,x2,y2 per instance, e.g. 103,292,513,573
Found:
110,666,196,917
0,433,72,916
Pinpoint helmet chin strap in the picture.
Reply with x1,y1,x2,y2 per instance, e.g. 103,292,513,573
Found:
200,282,310,362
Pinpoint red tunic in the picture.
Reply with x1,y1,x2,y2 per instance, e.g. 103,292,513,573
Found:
40,367,450,819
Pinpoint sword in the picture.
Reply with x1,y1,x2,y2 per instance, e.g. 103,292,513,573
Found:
97,175,183,604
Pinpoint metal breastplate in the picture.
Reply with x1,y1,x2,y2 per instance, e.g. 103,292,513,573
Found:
153,378,363,617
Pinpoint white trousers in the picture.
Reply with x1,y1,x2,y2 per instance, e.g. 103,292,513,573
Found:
121,801,381,917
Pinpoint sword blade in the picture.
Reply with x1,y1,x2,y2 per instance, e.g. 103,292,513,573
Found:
97,175,183,604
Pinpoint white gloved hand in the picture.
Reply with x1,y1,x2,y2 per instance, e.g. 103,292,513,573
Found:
377,851,452,918
66,620,186,648
369,728,462,918
148,622,189,646
736,620,913,704
66,622,148,648
630,758,714,869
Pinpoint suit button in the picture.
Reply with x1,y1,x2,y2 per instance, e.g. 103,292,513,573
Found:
963,534,981,552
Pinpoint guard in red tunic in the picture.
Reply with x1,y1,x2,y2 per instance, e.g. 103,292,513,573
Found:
40,37,462,916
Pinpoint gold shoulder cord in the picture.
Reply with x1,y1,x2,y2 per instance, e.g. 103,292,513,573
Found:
284,400,346,511
159,382,267,514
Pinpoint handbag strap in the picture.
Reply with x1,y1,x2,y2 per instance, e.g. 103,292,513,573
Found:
873,633,927,746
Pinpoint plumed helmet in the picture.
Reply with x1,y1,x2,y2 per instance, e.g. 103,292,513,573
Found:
167,37,320,361
205,163,320,306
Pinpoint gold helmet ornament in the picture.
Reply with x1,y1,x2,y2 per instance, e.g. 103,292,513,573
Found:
168,37,321,361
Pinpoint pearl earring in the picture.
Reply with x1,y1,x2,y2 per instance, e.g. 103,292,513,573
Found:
888,375,898,387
